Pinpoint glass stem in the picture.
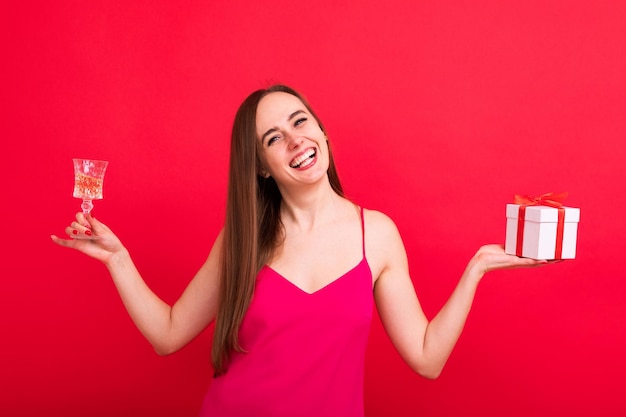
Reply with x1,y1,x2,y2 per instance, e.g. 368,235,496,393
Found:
81,199,94,214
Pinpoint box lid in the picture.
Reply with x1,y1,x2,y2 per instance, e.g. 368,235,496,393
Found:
506,204,580,223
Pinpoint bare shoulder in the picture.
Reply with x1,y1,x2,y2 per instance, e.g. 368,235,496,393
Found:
363,208,402,238
362,208,407,281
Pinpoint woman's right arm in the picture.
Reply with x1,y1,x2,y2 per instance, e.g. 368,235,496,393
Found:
51,213,222,355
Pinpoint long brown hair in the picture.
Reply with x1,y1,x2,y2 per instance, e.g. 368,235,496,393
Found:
211,85,344,376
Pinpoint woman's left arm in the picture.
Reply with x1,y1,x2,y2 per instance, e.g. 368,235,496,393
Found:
368,210,549,379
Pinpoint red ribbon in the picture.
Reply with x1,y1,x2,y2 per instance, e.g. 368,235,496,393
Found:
513,192,568,208
513,192,568,259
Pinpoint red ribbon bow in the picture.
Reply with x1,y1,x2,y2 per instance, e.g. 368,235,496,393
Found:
513,192,568,208
513,192,568,259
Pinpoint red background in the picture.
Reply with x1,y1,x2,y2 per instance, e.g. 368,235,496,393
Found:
3,1,626,416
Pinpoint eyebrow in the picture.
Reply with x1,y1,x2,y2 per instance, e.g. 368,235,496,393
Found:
261,110,307,143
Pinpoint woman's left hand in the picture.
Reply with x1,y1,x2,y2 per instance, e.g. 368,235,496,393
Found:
469,244,559,275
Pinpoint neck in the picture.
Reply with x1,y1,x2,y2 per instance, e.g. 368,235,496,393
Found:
277,177,343,232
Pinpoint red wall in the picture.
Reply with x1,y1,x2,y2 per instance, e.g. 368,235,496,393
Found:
3,1,626,416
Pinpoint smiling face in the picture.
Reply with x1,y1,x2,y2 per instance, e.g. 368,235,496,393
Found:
256,91,330,189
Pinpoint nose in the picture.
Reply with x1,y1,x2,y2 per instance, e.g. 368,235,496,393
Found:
286,133,303,150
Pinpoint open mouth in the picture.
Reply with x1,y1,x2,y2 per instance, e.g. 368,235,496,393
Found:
289,149,316,169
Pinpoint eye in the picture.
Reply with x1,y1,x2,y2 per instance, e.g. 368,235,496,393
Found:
267,135,280,146
294,117,307,127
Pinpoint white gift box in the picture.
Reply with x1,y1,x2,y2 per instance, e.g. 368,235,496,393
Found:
505,204,580,260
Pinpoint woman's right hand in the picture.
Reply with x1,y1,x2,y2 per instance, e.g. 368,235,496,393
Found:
51,213,126,266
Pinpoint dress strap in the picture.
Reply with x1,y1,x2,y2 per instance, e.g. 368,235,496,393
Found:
359,206,366,258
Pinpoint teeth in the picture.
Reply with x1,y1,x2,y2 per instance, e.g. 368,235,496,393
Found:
290,149,316,168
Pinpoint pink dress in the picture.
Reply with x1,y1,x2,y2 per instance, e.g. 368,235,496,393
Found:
199,208,373,417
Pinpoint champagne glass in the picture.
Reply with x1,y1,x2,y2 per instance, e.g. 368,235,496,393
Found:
73,158,108,215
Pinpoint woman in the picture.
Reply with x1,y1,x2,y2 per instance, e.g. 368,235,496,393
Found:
51,85,550,416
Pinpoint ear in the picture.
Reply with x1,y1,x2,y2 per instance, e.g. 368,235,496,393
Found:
258,169,270,178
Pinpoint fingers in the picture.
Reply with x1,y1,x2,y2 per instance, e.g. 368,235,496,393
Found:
55,213,117,246
475,246,557,274
478,244,561,268
85,214,110,234
68,221,93,238
75,212,91,228
71,212,110,238
61,212,106,239
50,234,70,247
517,258,549,268
50,234,82,249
